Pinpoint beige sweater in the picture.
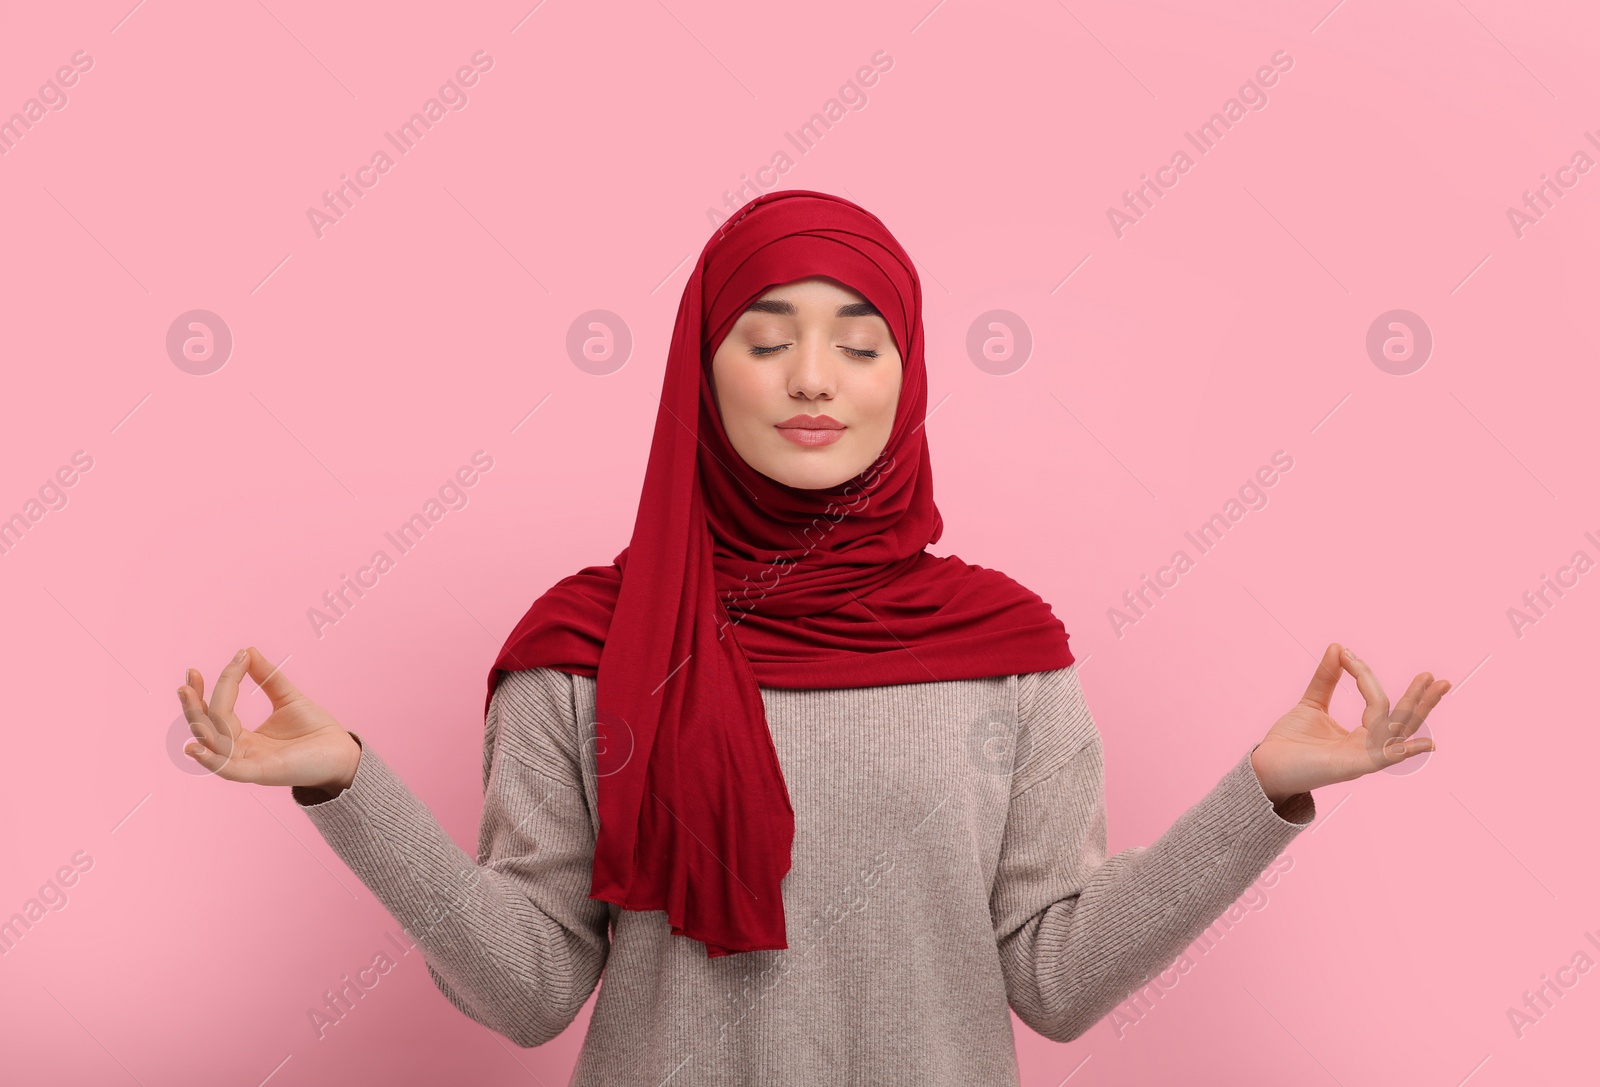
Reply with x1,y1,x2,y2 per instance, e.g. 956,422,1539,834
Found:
293,664,1314,1085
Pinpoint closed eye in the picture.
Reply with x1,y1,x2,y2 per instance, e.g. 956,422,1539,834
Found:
749,344,879,358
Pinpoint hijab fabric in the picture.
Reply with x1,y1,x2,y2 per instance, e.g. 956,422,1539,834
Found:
486,189,1074,957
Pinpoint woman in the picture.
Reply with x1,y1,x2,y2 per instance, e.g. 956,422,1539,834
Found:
177,190,1449,1084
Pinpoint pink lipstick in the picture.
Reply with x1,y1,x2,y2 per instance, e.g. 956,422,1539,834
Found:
776,414,845,447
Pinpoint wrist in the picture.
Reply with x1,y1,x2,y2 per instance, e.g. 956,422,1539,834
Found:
313,731,363,795
1250,743,1293,807
334,730,363,790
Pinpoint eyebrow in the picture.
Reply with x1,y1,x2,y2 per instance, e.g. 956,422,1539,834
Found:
744,298,882,319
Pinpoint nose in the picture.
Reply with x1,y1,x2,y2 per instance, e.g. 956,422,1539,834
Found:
786,338,836,401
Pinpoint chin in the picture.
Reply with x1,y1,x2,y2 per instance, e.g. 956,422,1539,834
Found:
760,455,858,492
764,470,846,491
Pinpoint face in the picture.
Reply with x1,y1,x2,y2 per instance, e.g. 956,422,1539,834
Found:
709,276,904,491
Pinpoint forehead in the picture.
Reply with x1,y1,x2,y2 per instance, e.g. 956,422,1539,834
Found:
741,296,882,319
743,277,881,320
715,276,903,356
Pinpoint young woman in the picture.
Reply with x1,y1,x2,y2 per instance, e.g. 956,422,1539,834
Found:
178,190,1449,1085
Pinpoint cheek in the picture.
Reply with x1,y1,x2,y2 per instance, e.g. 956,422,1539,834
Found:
716,364,772,425
868,371,903,422
729,368,767,405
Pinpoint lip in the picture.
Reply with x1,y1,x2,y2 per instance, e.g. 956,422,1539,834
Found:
776,415,845,430
775,415,846,448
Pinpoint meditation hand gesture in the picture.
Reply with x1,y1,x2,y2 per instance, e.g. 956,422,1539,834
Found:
1251,643,1451,805
177,647,361,794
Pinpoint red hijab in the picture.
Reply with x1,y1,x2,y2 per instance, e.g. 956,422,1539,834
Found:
486,189,1074,957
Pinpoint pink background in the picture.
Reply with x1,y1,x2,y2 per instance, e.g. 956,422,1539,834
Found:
3,1,1596,1083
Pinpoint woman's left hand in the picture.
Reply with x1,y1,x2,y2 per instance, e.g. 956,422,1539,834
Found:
1250,643,1452,805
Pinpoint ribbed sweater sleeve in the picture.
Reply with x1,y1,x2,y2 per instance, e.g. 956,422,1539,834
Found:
290,667,612,1048
991,666,1314,1043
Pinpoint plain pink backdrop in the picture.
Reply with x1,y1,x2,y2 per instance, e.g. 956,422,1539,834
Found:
2,1,1596,1084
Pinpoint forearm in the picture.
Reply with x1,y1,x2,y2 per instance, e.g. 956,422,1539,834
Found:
1000,744,1312,1042
294,740,607,1046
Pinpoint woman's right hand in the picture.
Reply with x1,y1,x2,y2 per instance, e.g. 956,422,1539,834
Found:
178,646,361,793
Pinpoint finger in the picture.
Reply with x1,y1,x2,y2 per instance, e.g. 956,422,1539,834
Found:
1339,648,1392,734
178,685,233,755
182,735,251,781
187,667,206,705
244,646,305,710
208,647,252,724
1299,643,1344,712
1388,672,1434,736
1410,677,1452,728
1380,733,1437,764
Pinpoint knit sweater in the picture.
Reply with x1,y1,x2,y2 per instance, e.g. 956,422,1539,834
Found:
293,664,1314,1085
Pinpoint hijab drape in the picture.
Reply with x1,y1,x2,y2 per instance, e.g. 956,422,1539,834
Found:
487,189,1074,957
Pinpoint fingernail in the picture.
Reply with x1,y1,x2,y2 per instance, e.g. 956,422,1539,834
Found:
235,648,247,663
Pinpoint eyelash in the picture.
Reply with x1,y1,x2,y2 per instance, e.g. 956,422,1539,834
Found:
749,345,880,359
